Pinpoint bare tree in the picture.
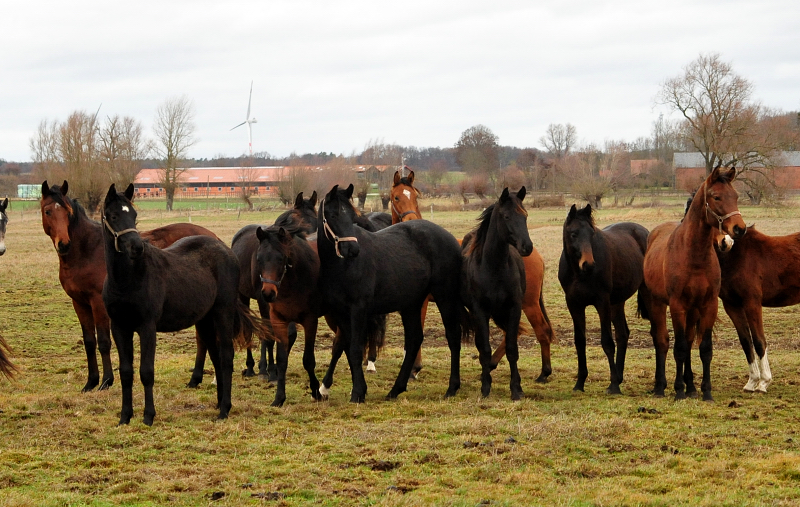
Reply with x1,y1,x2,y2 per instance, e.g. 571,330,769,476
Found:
57,111,104,212
455,125,500,191
540,123,577,159
30,119,63,183
236,158,262,210
153,95,196,211
277,156,312,205
99,115,150,189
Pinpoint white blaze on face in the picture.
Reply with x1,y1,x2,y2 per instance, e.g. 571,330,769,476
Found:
122,206,130,212
54,203,61,209
403,189,411,200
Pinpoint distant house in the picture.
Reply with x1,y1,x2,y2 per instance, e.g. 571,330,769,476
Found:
630,159,659,176
674,152,800,191
133,166,284,198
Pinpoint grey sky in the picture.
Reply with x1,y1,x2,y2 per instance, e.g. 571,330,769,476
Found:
3,0,798,162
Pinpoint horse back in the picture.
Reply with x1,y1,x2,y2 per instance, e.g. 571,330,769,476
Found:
643,222,679,302
141,223,220,249
231,224,263,301
601,222,648,304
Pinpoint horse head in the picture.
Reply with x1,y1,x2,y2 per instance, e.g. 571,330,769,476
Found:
391,169,422,222
41,180,75,255
321,184,360,258
0,197,8,256
564,203,597,273
102,183,143,259
495,187,532,256
255,226,293,302
700,165,747,250
293,190,318,233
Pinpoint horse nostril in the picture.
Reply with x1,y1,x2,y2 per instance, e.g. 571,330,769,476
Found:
262,289,276,302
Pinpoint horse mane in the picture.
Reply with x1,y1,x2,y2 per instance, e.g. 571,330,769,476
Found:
45,188,96,227
266,213,309,239
464,203,496,262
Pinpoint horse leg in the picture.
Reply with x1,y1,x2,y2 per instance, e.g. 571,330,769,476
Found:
270,317,294,407
301,317,322,401
567,301,588,392
683,314,699,398
698,305,717,402
256,299,273,380
747,303,772,393
471,307,493,398
525,290,554,383
723,302,760,392
320,322,343,397
611,302,630,387
647,298,670,397
411,295,433,379
188,333,207,388
387,309,424,400
365,338,377,373
72,301,100,392
503,306,524,401
110,323,135,425
669,303,689,400
438,299,463,398
597,300,621,395
346,317,368,403
243,348,256,378
138,324,158,426
92,300,115,391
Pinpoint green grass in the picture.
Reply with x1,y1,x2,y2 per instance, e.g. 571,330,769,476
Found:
2,196,800,506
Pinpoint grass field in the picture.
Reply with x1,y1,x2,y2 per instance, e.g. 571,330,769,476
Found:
1,194,800,506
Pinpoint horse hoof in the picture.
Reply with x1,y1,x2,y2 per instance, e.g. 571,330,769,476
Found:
606,386,622,395
481,386,491,398
444,389,458,399
652,392,665,398
349,395,365,404
270,398,285,408
99,379,113,391
186,380,201,388
81,382,98,393
686,391,698,399
535,375,550,384
674,391,687,401
702,393,714,402
511,391,524,401
241,369,256,378
572,386,585,393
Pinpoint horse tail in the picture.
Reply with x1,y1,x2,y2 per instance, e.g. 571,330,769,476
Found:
538,289,556,343
0,334,17,380
636,288,651,321
366,313,387,354
461,306,475,344
232,299,272,351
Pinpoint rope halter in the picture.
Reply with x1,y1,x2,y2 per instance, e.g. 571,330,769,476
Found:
260,258,292,288
101,215,139,253
320,199,358,259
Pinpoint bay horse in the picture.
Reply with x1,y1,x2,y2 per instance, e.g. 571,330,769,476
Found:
461,187,532,399
392,170,556,381
101,183,262,425
716,225,800,393
643,165,746,400
236,191,318,381
0,335,16,380
0,197,8,256
41,180,221,392
317,184,465,402
558,204,650,395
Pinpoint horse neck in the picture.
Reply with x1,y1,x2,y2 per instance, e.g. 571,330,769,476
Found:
677,186,717,256
103,236,146,287
477,211,512,265
63,211,103,262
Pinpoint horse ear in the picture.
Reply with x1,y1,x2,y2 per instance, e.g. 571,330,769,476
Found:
393,171,401,186
309,190,317,207
345,184,354,199
256,226,267,242
41,180,49,198
517,186,526,201
294,192,304,208
582,203,592,215
408,171,415,185
724,166,737,182
105,184,117,207
499,187,510,202
61,180,69,196
0,198,7,211
567,204,577,221
124,183,135,202
278,227,292,244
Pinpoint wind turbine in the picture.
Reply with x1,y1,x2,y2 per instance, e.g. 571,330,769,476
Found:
231,81,257,156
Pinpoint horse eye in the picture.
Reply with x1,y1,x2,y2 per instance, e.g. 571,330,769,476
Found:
714,196,721,201
45,210,51,216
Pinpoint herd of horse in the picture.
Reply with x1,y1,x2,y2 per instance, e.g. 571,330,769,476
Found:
0,164,794,426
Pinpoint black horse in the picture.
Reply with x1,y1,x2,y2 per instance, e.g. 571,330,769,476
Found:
558,204,650,395
0,197,8,256
317,184,465,402
461,187,533,400
101,183,262,425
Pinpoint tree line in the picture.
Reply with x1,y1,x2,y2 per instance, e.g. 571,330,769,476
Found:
17,53,800,211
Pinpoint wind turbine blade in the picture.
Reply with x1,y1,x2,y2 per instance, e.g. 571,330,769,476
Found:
230,121,246,131
93,103,102,123
246,81,253,120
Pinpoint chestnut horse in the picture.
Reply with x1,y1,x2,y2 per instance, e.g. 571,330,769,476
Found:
558,204,650,395
390,170,555,381
716,225,800,393
0,197,8,256
41,180,220,392
643,166,746,401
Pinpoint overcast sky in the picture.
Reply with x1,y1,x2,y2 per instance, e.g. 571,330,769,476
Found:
2,0,798,162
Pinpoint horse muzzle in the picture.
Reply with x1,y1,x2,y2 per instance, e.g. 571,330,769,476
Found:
261,287,277,303
732,224,747,240
56,240,71,255
517,239,533,257
0,243,5,256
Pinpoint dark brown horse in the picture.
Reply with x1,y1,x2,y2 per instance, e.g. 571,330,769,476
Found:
462,188,533,399
558,204,650,395
390,171,555,381
643,166,746,401
41,180,220,392
0,197,8,256
101,183,262,425
716,225,800,393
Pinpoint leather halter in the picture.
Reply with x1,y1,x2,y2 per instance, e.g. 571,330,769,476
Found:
391,200,418,221
260,259,292,288
101,215,139,253
320,198,358,259
704,183,741,234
